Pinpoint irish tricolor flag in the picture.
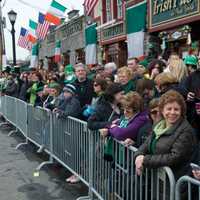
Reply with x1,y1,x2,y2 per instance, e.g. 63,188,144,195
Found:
45,0,67,25
30,43,39,68
28,20,38,44
126,1,147,58
54,40,61,63
85,23,97,65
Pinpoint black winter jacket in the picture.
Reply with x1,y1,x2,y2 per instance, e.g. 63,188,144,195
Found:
180,70,200,138
5,80,19,98
72,78,94,108
19,80,31,101
135,119,197,180
87,96,120,130
56,96,81,119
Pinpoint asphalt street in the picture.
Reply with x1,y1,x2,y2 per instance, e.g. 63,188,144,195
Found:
0,125,88,200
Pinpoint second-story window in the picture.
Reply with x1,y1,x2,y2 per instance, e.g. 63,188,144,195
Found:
106,0,112,21
117,0,123,18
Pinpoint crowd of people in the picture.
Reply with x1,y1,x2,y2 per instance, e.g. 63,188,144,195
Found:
0,51,200,197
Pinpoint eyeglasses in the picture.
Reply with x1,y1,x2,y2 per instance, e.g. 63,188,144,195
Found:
150,110,159,115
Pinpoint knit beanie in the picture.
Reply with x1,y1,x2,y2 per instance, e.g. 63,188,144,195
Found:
63,84,76,95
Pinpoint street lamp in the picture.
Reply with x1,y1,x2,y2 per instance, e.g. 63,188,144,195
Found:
8,10,17,66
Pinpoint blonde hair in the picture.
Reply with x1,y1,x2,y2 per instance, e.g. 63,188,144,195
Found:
117,66,133,81
154,72,177,86
168,55,188,82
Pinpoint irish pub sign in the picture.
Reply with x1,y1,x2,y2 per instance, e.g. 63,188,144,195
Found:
150,0,200,29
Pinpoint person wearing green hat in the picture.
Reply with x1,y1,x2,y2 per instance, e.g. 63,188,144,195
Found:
184,55,198,74
181,54,200,140
43,82,61,110
139,59,148,69
64,64,76,84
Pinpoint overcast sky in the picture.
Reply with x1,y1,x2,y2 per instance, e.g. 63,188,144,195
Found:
2,0,84,60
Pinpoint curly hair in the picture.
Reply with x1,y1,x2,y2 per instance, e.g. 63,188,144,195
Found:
159,90,186,117
117,66,133,81
121,92,144,113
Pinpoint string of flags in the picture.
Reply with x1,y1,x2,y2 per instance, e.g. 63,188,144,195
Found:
17,0,67,51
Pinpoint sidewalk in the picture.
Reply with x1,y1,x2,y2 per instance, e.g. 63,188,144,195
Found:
0,125,88,200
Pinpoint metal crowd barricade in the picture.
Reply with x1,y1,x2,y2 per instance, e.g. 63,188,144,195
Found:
89,130,175,200
0,95,5,115
3,95,17,126
15,98,28,138
0,95,177,200
52,115,90,187
27,104,51,152
175,175,200,200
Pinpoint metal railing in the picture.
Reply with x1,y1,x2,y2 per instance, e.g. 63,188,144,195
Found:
0,95,177,200
175,175,200,200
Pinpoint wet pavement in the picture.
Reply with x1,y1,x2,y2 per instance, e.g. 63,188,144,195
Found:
0,125,88,200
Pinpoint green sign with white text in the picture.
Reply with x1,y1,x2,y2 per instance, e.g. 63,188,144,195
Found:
150,0,200,27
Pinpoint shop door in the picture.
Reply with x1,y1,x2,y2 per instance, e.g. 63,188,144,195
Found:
106,42,127,68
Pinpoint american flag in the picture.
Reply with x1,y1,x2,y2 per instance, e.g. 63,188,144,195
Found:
84,0,98,16
36,12,50,40
17,27,30,50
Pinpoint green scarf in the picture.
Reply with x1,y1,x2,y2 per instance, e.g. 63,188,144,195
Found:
29,83,38,105
122,80,134,94
153,120,170,140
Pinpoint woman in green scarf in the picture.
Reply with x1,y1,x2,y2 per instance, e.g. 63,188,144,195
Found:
135,90,197,180
117,66,135,93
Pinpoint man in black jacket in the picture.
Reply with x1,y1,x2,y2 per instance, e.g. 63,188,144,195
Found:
72,63,94,108
4,75,19,98
181,68,200,140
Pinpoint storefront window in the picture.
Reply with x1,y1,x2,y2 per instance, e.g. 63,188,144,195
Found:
106,0,112,22
117,0,123,18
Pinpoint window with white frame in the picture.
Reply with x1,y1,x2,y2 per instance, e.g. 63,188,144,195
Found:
106,0,112,22
117,0,123,18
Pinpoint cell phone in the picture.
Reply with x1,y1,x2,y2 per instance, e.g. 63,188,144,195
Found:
190,163,200,171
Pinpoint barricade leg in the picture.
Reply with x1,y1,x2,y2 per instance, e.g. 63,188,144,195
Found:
16,138,29,150
76,197,91,200
8,127,18,137
0,121,11,128
36,155,54,171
